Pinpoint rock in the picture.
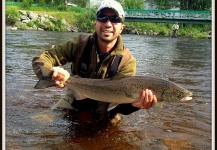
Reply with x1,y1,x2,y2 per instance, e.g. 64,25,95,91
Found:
38,28,44,31
19,10,27,15
6,26,18,30
67,26,78,32
20,15,28,21
27,12,38,21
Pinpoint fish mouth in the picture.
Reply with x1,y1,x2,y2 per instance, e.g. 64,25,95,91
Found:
181,96,193,101
181,92,193,101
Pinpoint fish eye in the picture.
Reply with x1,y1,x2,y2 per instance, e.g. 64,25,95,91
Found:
177,94,182,98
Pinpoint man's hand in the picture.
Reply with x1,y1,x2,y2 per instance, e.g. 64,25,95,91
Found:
131,89,157,109
51,67,70,88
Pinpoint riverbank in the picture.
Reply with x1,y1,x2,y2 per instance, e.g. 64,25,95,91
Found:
6,6,212,39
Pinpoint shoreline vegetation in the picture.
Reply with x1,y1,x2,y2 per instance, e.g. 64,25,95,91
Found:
6,5,212,39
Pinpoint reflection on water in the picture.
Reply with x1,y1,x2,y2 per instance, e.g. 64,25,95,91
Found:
5,30,212,150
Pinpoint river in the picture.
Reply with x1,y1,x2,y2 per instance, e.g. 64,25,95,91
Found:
5,30,212,150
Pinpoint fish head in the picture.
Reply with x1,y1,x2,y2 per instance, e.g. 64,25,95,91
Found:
161,86,193,102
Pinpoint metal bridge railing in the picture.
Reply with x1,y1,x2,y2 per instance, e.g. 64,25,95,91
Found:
124,9,211,21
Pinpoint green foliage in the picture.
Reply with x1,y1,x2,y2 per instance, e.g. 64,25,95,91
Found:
49,18,64,28
146,0,211,10
77,8,96,33
46,25,55,31
178,29,189,36
146,0,179,10
18,23,28,30
6,8,20,26
57,4,67,11
53,0,65,6
21,0,33,8
33,19,43,28
119,0,145,9
70,0,86,7
38,0,46,6
158,26,168,35
5,5,211,38
27,21,34,27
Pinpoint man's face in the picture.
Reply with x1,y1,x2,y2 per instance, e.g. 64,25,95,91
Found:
94,8,125,43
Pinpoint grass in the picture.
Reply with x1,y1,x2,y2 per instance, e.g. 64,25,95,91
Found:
6,5,80,25
5,5,211,38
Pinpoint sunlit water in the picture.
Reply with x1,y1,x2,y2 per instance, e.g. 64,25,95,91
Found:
5,30,212,150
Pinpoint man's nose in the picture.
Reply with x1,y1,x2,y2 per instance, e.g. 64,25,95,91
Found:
104,19,113,26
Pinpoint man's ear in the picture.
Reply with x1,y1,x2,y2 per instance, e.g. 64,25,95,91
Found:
120,24,125,33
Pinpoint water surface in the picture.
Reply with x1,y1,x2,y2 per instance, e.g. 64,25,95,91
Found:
5,30,212,150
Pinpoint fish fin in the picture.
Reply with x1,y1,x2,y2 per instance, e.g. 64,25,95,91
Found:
111,72,130,80
51,99,76,110
107,103,118,111
152,101,164,112
34,66,55,89
74,91,87,100
34,79,55,89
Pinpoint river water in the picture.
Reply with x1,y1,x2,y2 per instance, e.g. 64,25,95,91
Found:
5,30,212,150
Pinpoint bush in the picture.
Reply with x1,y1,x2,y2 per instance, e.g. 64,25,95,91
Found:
46,25,55,31
193,32,208,38
6,9,20,26
27,21,34,27
18,23,28,30
159,27,168,35
57,4,67,11
77,8,96,33
33,19,43,28
21,0,33,8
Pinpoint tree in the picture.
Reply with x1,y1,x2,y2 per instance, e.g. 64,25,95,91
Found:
117,0,145,9
180,0,211,10
146,0,179,10
70,0,87,7
145,0,211,10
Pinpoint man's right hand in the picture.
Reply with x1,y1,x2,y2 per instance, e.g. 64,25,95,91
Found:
51,67,70,88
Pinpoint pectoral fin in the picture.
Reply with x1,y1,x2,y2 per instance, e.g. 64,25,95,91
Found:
152,101,163,112
107,103,118,111
74,91,87,100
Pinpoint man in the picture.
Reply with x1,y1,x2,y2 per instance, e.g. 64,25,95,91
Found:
32,0,157,124
172,22,179,38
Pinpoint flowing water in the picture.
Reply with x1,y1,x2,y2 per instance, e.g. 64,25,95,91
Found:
5,30,212,150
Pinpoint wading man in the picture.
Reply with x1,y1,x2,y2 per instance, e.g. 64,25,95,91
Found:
32,0,157,124
172,22,179,38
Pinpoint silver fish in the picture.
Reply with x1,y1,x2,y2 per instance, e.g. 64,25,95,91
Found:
34,66,193,106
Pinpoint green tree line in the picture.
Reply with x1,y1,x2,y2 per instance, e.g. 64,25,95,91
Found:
6,0,211,10
144,0,211,10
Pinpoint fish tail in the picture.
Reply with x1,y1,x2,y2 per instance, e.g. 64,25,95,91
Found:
34,66,55,89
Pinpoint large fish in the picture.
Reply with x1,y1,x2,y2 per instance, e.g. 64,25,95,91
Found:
34,66,193,106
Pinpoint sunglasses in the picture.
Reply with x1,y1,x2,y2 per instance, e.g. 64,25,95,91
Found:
97,14,123,23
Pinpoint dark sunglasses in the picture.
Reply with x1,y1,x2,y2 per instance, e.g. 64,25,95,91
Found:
97,15,123,23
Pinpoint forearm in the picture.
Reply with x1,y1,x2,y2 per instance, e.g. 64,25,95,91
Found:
32,37,79,78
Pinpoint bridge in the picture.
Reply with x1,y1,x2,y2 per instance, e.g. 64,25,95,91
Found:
124,9,212,24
